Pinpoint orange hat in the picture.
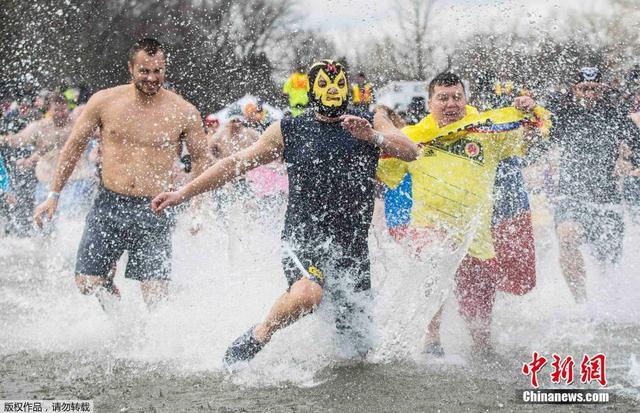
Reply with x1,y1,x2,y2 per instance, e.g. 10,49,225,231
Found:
243,102,259,118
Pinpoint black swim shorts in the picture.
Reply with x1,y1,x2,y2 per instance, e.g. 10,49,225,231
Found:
554,197,624,264
75,187,176,281
280,238,371,293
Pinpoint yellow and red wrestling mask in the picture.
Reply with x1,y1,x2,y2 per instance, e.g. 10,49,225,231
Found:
308,60,349,117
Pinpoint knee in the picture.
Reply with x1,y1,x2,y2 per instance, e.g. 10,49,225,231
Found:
74,275,104,295
290,279,323,310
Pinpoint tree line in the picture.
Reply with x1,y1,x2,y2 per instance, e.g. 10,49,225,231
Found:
1,0,639,113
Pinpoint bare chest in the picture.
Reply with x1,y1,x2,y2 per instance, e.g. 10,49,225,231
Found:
100,104,185,150
38,123,73,148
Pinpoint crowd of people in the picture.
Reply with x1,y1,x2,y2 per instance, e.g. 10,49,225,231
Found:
2,37,640,370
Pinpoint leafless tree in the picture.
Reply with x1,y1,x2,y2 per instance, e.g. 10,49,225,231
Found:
394,0,439,80
1,0,295,112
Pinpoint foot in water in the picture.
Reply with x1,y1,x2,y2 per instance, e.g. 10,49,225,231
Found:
470,342,509,367
104,278,121,298
423,341,445,358
97,279,121,314
223,326,265,371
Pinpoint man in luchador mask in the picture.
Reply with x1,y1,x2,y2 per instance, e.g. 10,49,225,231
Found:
151,59,419,369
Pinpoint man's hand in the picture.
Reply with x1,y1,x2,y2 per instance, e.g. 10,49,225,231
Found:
340,114,375,143
151,190,186,213
514,96,536,113
33,198,58,228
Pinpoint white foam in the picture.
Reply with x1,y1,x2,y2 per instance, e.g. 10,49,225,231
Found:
1,197,639,391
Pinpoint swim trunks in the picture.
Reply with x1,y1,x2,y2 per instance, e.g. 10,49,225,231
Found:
554,197,624,264
75,186,176,281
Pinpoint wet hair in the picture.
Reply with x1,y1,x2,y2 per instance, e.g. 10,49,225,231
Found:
128,38,165,62
428,72,465,97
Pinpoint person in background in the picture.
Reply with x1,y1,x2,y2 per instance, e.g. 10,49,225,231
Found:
282,66,309,117
549,66,640,303
621,65,640,223
243,100,272,133
351,72,374,109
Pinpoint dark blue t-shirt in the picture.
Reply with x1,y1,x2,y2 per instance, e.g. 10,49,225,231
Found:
280,111,379,249
550,96,640,203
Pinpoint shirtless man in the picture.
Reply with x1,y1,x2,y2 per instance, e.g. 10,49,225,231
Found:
0,95,78,234
207,108,261,259
33,38,209,307
4,94,75,172
208,108,260,161
6,96,96,212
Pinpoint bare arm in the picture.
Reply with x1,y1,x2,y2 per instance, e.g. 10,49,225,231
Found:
180,106,213,233
152,121,284,211
2,121,39,147
372,110,419,161
49,94,101,193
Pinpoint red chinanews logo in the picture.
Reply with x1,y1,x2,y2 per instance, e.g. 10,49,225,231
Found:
522,352,607,388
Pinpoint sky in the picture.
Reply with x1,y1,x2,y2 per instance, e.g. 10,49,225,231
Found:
291,0,619,57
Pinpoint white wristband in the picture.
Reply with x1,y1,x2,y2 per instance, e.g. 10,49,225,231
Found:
48,191,60,200
373,132,385,146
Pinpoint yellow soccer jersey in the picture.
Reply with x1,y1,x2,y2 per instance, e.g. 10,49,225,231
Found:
378,106,549,259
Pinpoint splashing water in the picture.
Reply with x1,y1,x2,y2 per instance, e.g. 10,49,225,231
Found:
1,195,639,410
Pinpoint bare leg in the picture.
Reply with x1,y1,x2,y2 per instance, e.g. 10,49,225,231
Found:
254,277,324,343
75,271,120,313
140,280,169,308
556,221,587,303
455,255,500,355
469,324,493,354
223,277,323,368
75,274,108,295
426,306,443,344
424,306,445,357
